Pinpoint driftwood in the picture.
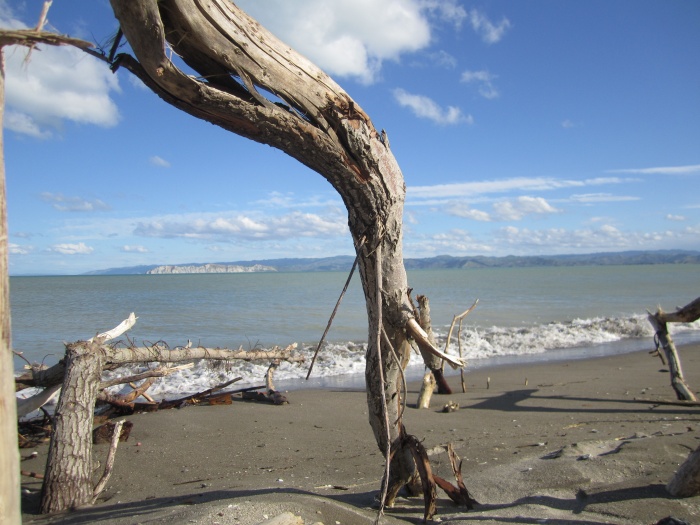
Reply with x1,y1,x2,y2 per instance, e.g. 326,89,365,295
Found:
92,419,125,503
646,297,700,498
668,445,700,497
433,443,479,508
403,433,437,521
37,314,303,513
416,370,437,409
647,297,700,401
92,420,133,444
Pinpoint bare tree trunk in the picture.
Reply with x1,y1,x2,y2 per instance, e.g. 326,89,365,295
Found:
0,47,21,525
107,0,429,501
40,341,103,513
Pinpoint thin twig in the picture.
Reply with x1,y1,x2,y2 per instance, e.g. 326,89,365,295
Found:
307,254,359,380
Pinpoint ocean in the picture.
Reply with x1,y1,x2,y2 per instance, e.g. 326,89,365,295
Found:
10,264,700,398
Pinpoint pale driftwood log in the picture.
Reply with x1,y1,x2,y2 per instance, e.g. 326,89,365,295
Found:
39,313,302,512
417,370,436,409
648,297,700,401
667,445,700,497
92,419,125,503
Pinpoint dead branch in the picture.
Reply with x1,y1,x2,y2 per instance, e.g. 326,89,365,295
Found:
404,433,437,522
99,363,193,388
648,297,699,401
92,419,125,502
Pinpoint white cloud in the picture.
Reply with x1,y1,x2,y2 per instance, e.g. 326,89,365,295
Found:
40,193,111,212
447,203,492,221
404,228,494,256
150,156,171,168
9,243,32,255
3,38,121,138
561,119,576,129
448,196,559,222
393,88,472,125
467,9,511,44
492,196,559,221
568,193,640,203
133,211,348,241
409,176,636,200
420,0,468,29
461,69,499,99
236,0,432,84
666,214,686,222
121,245,149,253
49,242,94,255
606,164,700,175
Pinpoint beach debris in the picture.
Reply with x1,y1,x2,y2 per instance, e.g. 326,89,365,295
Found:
93,420,133,444
541,448,564,460
417,369,437,409
441,401,459,413
432,442,479,509
404,433,437,521
647,296,700,401
655,517,690,525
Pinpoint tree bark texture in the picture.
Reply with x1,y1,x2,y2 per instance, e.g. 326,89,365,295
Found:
0,47,21,525
109,0,419,499
40,342,104,513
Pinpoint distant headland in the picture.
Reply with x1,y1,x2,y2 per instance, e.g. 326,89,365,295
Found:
83,249,700,275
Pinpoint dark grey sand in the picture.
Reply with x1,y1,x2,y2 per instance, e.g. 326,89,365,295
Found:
21,347,700,524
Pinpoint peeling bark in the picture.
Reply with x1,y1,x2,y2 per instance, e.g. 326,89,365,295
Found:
108,0,427,498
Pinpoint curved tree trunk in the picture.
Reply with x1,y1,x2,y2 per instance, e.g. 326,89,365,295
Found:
108,0,422,500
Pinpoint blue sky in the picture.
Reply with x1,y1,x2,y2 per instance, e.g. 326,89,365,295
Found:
2,0,699,275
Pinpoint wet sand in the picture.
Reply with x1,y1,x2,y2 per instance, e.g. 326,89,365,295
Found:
21,347,700,524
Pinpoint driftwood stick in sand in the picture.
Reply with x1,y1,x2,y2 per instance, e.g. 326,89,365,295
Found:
647,297,699,401
417,369,437,409
92,419,125,503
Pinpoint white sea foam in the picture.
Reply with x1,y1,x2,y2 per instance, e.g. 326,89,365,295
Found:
93,313,699,400
16,314,700,411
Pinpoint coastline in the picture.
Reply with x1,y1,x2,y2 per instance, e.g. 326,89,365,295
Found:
21,346,700,524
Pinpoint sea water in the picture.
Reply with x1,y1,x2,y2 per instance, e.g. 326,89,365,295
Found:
10,264,700,398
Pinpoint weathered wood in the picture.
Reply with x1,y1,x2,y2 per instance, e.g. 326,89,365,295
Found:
0,39,21,525
417,369,436,409
404,432,437,521
40,340,104,513
92,419,125,503
667,445,700,497
648,299,700,401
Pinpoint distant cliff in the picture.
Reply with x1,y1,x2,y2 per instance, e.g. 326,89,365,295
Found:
84,250,700,275
146,263,277,275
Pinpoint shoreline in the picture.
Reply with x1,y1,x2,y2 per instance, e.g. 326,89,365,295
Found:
21,346,700,524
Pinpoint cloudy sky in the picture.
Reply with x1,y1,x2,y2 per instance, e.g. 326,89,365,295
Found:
2,0,699,275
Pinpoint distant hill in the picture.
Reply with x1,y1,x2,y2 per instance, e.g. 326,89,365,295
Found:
84,250,700,275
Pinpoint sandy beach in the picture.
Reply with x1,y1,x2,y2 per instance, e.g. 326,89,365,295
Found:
20,347,700,525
